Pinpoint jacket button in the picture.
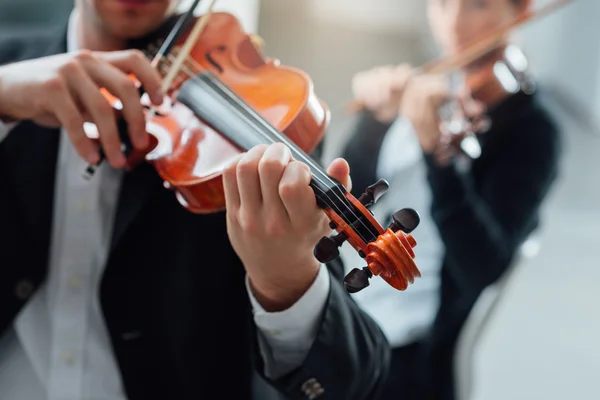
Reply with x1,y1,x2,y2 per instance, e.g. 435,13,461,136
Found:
301,378,324,399
14,280,34,300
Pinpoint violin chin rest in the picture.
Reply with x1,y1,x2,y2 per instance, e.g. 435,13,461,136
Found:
144,123,174,160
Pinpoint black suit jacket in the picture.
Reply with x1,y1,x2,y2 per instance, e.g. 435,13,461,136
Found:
342,91,561,400
0,26,390,400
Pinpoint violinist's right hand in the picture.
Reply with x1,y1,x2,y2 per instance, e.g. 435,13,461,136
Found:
0,49,164,168
399,73,450,153
351,64,412,123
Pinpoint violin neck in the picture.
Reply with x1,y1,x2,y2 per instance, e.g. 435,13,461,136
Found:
176,71,344,209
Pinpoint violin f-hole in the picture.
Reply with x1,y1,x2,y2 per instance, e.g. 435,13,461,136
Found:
205,45,227,74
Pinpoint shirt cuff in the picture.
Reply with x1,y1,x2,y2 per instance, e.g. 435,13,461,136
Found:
246,264,331,379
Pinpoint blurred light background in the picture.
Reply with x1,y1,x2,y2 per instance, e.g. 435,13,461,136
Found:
1,0,598,399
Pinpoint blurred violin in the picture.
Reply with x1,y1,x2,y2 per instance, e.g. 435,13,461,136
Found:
436,43,536,159
81,0,422,294
348,0,575,160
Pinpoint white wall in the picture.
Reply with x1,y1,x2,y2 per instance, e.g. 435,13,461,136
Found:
177,0,261,33
514,0,600,123
305,0,427,34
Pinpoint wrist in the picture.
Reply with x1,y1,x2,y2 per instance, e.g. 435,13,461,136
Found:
247,258,320,312
0,71,14,122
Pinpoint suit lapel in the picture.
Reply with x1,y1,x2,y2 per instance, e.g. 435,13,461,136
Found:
110,162,161,252
1,123,61,247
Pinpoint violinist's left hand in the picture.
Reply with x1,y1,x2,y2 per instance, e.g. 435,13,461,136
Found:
223,143,351,312
400,74,487,161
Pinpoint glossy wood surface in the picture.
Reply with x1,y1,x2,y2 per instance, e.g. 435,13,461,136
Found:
122,12,330,213
95,11,419,292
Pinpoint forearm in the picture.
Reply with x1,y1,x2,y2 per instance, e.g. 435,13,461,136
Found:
251,265,390,399
248,264,331,379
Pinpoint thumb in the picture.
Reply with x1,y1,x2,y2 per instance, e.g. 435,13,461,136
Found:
326,158,352,192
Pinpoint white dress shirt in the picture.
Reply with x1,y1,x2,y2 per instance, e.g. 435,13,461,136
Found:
339,117,444,348
0,10,330,399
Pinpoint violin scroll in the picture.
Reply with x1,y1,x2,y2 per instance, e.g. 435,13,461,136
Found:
313,179,390,264
314,179,421,293
344,208,420,293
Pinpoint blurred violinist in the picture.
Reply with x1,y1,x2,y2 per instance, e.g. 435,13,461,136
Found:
0,0,390,399
340,0,561,399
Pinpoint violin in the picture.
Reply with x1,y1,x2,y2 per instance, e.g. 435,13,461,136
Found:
81,0,422,294
436,43,536,160
347,0,574,160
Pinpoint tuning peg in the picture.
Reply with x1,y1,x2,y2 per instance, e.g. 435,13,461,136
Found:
357,179,390,208
343,267,373,293
389,208,420,233
314,232,348,263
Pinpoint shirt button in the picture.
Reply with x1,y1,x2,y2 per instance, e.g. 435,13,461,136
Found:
76,200,89,211
14,280,34,300
61,350,75,365
68,275,83,288
301,378,324,399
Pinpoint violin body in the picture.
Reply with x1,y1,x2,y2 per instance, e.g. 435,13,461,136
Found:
437,43,535,160
103,13,330,213
465,44,534,106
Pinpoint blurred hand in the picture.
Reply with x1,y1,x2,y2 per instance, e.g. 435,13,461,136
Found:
222,143,351,312
0,49,164,168
351,63,413,123
433,93,488,165
399,73,451,153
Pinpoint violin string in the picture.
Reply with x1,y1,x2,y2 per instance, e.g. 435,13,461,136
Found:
144,47,364,233
154,53,379,244
159,48,338,185
197,70,381,244
128,3,378,246
142,27,379,244
143,45,377,244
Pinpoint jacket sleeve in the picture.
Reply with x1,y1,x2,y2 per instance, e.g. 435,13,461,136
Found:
252,257,391,400
424,112,561,292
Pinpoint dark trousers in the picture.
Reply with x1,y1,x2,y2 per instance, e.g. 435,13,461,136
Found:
378,342,430,400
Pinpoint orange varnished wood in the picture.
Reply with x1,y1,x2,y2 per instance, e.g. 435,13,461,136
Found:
96,13,329,213
146,12,328,212
346,193,386,236
322,207,368,255
367,229,419,291
322,192,420,291
463,47,511,108
346,194,420,291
